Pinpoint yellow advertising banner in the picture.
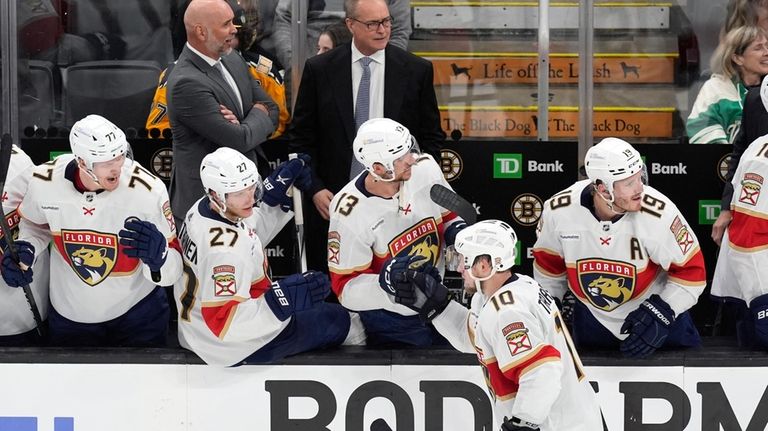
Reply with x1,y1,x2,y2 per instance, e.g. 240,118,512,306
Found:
440,109,673,138
430,57,676,85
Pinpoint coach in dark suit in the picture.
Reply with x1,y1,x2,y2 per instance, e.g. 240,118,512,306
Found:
167,0,278,224
288,0,445,272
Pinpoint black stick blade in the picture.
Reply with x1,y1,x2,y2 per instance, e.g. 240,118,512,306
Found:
429,184,477,224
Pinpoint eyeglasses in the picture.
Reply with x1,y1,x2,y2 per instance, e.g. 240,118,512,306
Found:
349,16,394,31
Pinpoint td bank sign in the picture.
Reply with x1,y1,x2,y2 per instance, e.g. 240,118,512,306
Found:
493,153,563,179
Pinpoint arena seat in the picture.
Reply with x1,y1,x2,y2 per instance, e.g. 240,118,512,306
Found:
21,60,59,130
64,60,161,130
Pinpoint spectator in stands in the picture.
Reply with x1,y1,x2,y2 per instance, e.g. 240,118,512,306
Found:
167,0,278,228
381,220,604,430
271,0,411,72
317,20,353,55
0,115,182,347
533,138,706,358
287,0,444,274
175,147,365,366
687,25,768,144
712,74,768,246
0,145,50,346
148,0,289,139
724,0,768,34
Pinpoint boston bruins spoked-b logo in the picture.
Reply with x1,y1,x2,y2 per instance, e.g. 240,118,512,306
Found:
388,217,440,265
61,230,118,286
576,258,636,311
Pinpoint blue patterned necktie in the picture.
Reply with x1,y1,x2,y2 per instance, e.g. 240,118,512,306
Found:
350,57,373,179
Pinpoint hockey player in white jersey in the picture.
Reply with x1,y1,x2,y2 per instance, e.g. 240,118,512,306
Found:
176,147,364,366
328,118,467,347
533,138,706,358
382,220,603,431
712,134,768,348
1,115,182,347
0,145,50,345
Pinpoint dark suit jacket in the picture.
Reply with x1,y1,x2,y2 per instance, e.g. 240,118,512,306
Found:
167,46,279,220
288,43,445,196
721,84,768,209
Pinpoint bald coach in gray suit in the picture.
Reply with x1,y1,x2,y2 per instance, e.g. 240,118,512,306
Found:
167,0,278,225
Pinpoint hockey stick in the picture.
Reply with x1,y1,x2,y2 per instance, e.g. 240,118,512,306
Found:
289,153,307,273
0,134,45,337
430,184,477,224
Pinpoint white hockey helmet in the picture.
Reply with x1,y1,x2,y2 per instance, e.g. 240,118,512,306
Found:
353,118,416,180
69,114,129,170
200,147,261,203
584,137,644,197
454,220,517,281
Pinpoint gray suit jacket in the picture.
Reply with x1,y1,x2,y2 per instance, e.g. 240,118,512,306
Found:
167,46,279,220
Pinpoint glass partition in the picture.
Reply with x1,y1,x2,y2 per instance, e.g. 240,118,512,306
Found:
0,0,738,146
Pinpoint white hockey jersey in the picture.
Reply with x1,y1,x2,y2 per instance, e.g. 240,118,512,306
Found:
17,154,182,323
533,180,706,338
0,145,50,336
327,155,462,313
712,136,768,303
174,197,293,366
476,275,602,430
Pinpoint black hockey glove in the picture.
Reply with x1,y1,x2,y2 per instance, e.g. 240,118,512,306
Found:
399,269,450,321
379,255,426,295
265,271,330,321
262,154,312,212
620,294,675,358
443,220,468,247
500,416,539,431
119,218,167,273
0,240,35,287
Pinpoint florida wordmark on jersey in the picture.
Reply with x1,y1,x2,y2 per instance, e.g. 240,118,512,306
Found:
533,180,706,337
474,274,602,430
17,155,182,323
713,136,768,303
327,155,461,313
0,146,50,335
175,197,293,366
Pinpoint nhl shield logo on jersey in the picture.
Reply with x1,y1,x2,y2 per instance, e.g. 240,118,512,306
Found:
388,218,440,264
669,216,695,254
738,172,763,206
61,230,118,286
212,265,236,296
502,322,532,356
577,258,636,311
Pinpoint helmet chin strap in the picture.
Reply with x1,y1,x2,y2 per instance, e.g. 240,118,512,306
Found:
469,266,496,295
210,193,243,223
594,185,628,216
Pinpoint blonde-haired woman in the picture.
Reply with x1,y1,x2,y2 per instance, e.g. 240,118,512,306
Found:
687,26,768,144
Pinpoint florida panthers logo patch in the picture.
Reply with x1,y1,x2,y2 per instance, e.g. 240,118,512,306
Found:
212,265,236,296
577,258,636,311
502,322,532,356
60,230,118,286
388,217,440,265
739,172,763,206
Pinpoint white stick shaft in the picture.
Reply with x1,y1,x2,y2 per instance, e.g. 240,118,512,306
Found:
288,153,308,273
